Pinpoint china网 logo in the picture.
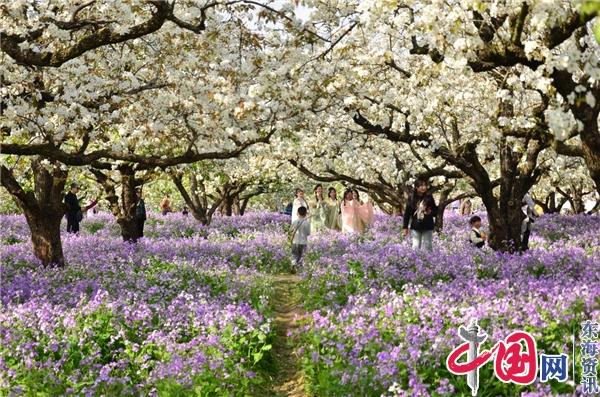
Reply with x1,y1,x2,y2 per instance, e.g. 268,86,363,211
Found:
445,318,569,396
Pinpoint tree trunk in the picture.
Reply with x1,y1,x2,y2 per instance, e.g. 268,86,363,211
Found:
542,192,558,213
118,170,139,241
542,191,568,214
190,207,210,225
240,197,250,216
28,213,64,266
437,141,539,252
231,195,240,215
552,69,600,196
435,190,450,232
92,166,142,242
171,173,223,226
224,194,235,216
1,159,67,266
578,107,600,196
486,201,524,252
118,217,139,242
488,146,530,251
572,189,585,214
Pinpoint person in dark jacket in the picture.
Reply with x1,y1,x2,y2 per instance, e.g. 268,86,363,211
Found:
135,187,147,240
402,178,438,251
64,183,82,233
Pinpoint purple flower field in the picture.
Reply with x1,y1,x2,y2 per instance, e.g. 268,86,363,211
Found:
0,212,287,396
0,211,599,396
296,213,600,396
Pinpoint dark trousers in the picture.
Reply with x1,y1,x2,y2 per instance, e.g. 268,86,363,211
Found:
291,244,306,266
520,218,533,251
136,218,145,239
66,214,79,233
521,227,531,251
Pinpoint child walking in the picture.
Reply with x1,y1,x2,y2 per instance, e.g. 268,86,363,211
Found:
290,206,311,273
469,215,487,248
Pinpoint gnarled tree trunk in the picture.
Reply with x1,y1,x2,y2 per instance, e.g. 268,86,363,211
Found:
171,172,224,226
1,159,67,266
552,69,600,196
92,166,145,242
437,140,543,252
222,193,240,216
535,191,567,214
434,189,450,232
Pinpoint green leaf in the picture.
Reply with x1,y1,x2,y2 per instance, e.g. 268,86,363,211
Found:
261,344,272,351
594,19,600,44
581,1,600,17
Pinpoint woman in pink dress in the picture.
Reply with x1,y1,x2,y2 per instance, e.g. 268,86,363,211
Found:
340,189,360,233
352,189,374,232
340,189,374,234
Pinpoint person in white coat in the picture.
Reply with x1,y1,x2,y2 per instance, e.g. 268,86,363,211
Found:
291,188,309,224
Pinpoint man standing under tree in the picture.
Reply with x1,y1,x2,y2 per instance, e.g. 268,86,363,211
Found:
135,187,147,241
64,183,82,234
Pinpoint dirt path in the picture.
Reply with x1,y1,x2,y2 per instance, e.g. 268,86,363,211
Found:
268,273,309,397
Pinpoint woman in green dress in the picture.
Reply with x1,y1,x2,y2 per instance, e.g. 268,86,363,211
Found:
324,187,341,231
310,184,327,232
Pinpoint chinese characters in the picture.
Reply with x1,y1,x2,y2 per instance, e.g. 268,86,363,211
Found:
581,320,600,395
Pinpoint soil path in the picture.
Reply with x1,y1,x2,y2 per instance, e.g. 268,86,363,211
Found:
268,273,308,397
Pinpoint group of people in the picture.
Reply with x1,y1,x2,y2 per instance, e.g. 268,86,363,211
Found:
291,185,375,233
289,179,441,270
289,178,542,271
288,184,375,272
64,178,540,261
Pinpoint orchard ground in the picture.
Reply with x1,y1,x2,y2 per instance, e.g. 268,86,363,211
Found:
0,211,599,396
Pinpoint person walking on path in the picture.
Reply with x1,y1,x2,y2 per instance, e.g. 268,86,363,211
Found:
403,178,438,251
135,187,147,240
290,206,311,273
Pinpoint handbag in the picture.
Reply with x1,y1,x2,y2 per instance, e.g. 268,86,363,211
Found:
76,210,83,222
